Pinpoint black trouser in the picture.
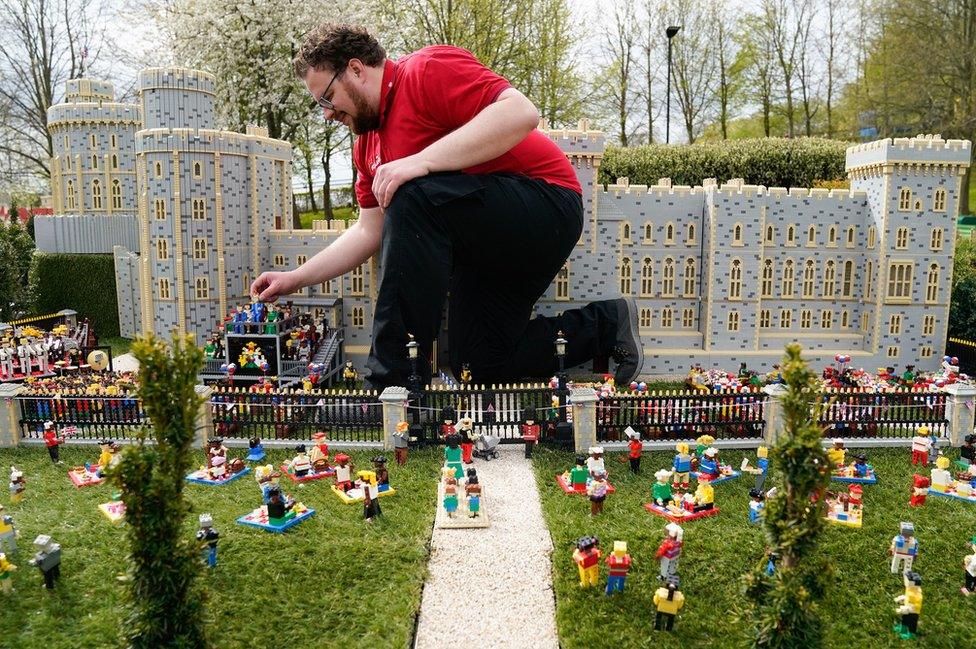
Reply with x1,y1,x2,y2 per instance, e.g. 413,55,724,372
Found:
47,445,59,463
629,457,640,473
366,172,611,389
901,613,919,634
655,612,675,631
967,572,976,591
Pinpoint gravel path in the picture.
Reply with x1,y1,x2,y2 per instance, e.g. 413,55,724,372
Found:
414,444,559,649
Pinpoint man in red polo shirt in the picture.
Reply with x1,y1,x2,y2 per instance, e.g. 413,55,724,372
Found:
251,23,642,390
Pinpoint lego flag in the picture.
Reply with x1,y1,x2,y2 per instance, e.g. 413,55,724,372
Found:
62,425,78,436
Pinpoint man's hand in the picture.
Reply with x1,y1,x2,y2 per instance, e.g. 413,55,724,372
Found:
371,154,430,208
250,270,302,302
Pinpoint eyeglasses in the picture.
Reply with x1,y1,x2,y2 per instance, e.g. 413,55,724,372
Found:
315,68,344,111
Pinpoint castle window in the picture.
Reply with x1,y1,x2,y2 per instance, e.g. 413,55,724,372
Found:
683,258,697,296
823,260,836,298
802,259,816,298
800,309,812,329
842,261,853,298
91,154,98,170
91,179,102,209
193,238,207,260
682,308,694,328
643,222,653,243
297,254,308,266
110,134,117,149
732,223,743,245
898,187,912,211
155,161,163,177
352,307,365,327
191,198,206,220
729,259,742,299
665,222,675,244
923,315,935,336
807,225,816,246
895,227,909,249
930,228,944,251
782,260,795,298
619,257,632,295
934,187,947,212
868,226,876,248
158,278,171,300
727,311,740,332
866,261,874,299
921,346,934,358
926,263,940,303
155,238,168,261
662,258,675,296
63,135,69,151
111,180,122,209
759,309,771,328
827,226,837,246
841,310,849,328
686,223,695,244
887,346,899,358
195,277,209,299
66,180,75,210
846,226,856,247
556,263,570,300
779,309,792,329
89,133,96,149
351,264,365,295
889,314,902,335
111,154,119,170
661,308,673,328
193,162,203,179
761,259,774,298
861,312,869,332
787,225,796,246
886,262,913,301
765,225,774,244
640,258,653,297
154,198,166,220
639,308,652,329
274,254,284,267
820,309,832,329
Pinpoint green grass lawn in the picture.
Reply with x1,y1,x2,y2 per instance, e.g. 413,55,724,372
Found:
298,206,357,228
0,445,439,648
100,336,133,358
533,446,976,649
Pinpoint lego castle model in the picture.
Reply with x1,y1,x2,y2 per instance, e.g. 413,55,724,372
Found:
37,69,971,378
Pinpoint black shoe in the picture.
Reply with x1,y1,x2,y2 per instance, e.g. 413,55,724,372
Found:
609,298,644,385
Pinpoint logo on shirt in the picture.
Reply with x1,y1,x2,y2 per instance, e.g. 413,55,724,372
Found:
369,152,382,173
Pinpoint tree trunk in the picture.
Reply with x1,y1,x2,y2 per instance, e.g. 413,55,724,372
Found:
321,144,334,220
292,195,301,229
962,163,972,217
305,156,318,213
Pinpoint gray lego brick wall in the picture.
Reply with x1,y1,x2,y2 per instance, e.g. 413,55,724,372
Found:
34,214,139,253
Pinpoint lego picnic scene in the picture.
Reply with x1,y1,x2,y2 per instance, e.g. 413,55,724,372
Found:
4,1,976,648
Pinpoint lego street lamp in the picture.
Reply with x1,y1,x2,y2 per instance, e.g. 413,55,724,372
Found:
555,331,573,445
406,334,426,446
665,25,681,144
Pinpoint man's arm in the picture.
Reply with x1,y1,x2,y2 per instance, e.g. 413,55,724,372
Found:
370,87,539,208
250,206,384,302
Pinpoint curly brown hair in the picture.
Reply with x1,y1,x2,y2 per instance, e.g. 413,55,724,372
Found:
293,23,387,78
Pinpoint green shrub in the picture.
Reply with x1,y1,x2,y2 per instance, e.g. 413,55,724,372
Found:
599,138,849,189
30,252,119,337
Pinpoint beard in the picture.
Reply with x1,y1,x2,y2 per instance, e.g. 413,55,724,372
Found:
347,83,381,134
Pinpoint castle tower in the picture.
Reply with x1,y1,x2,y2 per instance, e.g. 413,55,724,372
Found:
847,134,971,368
42,79,142,251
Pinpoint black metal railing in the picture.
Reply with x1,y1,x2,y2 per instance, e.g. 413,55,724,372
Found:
818,388,948,438
411,384,557,444
19,393,147,440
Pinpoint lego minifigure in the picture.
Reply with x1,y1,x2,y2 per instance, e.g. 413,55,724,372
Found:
392,420,410,466
444,434,464,479
893,571,923,640
196,514,219,568
963,537,976,596
459,362,472,384
520,408,540,459
910,474,930,507
693,480,715,511
289,444,312,478
372,456,390,491
333,454,354,491
569,455,589,494
206,437,228,469
588,471,609,516
698,447,721,482
653,577,684,631
652,469,674,507
357,470,382,522
618,427,640,473
0,552,15,595
826,438,846,467
42,421,63,464
694,434,715,463
457,417,475,464
672,443,692,490
342,361,358,390
28,534,61,589
246,437,266,462
656,522,683,580
960,434,976,468
911,428,932,466
851,454,869,478
890,522,919,574
0,505,17,555
587,446,606,479
740,446,770,491
464,468,481,518
9,467,25,504
439,407,457,440
572,536,601,588
443,476,459,517
931,456,952,492
208,455,228,481
254,464,280,503
604,540,632,595
748,488,765,524
265,486,296,526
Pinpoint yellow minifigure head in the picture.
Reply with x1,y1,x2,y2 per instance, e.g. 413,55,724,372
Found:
697,434,714,446
396,420,409,433
695,482,714,502
757,446,768,459
357,470,377,487
612,541,628,557
675,442,689,455
918,426,930,436
936,455,950,470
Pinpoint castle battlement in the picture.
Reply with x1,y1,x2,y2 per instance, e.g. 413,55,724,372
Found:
846,134,972,172
47,103,142,126
64,78,114,103
540,118,605,157
606,177,705,197
138,68,216,93
135,127,291,157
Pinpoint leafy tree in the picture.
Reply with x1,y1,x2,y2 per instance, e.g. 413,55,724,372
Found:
107,334,210,649
950,236,976,339
742,343,831,648
0,219,35,319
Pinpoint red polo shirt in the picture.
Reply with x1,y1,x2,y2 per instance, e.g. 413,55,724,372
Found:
353,46,582,209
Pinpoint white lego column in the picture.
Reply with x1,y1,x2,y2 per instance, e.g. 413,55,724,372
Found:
379,387,409,451
944,383,976,447
570,387,599,453
0,384,25,447
762,383,788,447
194,384,214,448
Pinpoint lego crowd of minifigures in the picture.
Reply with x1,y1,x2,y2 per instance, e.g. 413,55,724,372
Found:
0,321,95,382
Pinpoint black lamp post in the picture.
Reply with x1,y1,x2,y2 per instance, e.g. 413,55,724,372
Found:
406,334,426,446
555,331,573,445
665,25,681,144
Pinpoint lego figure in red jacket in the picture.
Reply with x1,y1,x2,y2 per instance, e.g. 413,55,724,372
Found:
42,421,63,464
655,522,683,581
572,536,601,588
909,474,929,507
439,407,456,441
625,427,642,474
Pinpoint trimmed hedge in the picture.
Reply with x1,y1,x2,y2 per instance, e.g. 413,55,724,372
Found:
30,253,120,338
598,137,849,189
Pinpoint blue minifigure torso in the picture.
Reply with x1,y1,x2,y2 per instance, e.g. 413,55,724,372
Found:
699,457,719,477
758,458,769,474
673,454,691,473
854,461,868,477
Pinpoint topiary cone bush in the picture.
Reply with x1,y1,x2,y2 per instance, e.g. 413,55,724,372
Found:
107,333,210,649
742,343,832,648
